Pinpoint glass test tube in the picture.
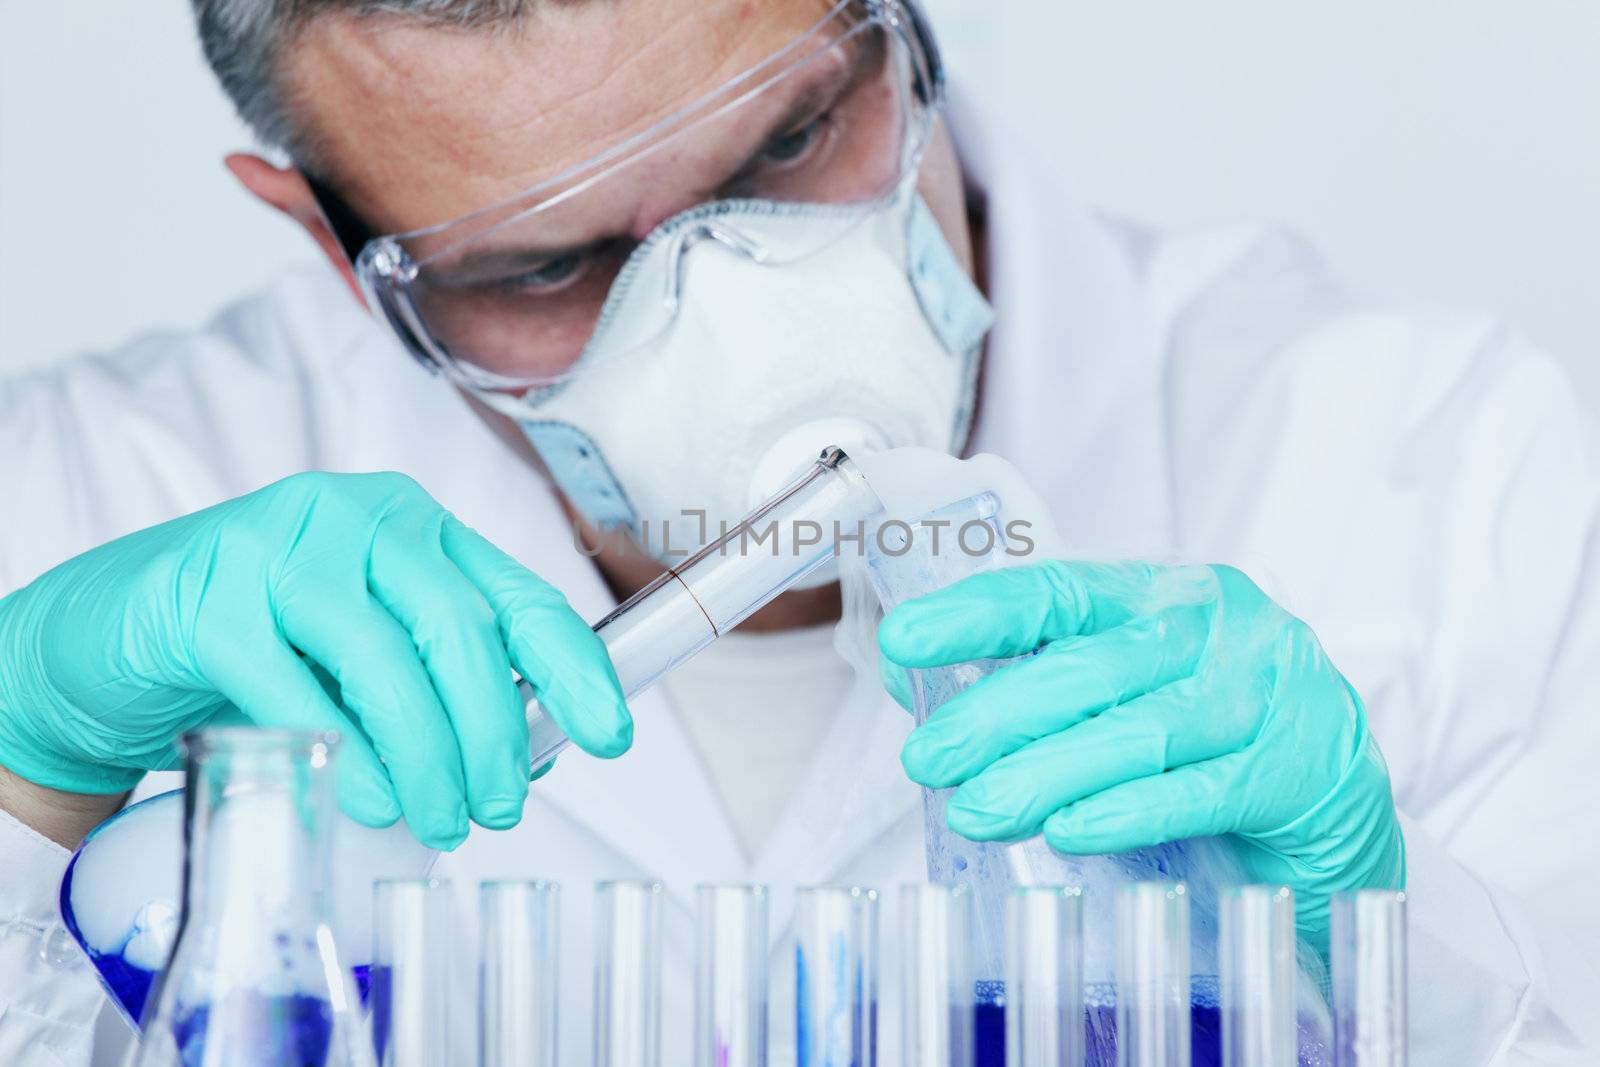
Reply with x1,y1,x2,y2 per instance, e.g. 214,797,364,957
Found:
899,884,975,1067
594,880,664,1067
373,879,456,1067
1330,890,1407,1067
1006,886,1084,1067
694,884,770,1067
1116,882,1191,1067
1219,886,1297,1067
795,885,881,1067
480,881,560,1067
521,447,883,768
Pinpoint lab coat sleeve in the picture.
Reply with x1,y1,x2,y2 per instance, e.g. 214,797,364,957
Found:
1386,327,1600,1063
0,808,109,1066
0,264,365,596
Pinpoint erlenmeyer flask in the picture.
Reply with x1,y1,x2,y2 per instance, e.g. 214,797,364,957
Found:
127,727,376,1067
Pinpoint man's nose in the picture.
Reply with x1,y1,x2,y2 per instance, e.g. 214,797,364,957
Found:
629,189,714,242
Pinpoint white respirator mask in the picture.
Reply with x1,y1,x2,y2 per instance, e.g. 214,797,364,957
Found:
350,0,984,572
481,184,994,569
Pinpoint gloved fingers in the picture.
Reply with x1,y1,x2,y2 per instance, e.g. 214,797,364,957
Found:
274,585,472,851
879,652,915,713
200,626,401,829
900,606,1210,789
880,561,1213,668
441,518,632,759
1039,753,1250,855
940,683,1241,841
369,510,531,831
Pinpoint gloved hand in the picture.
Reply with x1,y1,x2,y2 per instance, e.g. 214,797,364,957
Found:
0,471,631,850
880,560,1404,937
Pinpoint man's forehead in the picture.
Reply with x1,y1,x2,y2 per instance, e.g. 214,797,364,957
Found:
286,0,840,233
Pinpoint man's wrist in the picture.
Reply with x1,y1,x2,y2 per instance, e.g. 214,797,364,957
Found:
0,762,126,849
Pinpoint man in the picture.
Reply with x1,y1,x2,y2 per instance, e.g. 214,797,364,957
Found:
0,0,1595,1062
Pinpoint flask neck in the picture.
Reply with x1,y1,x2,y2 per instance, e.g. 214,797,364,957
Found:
179,731,336,939
131,729,373,1067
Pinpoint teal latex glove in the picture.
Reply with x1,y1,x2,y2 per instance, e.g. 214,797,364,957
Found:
0,472,631,850
880,561,1404,937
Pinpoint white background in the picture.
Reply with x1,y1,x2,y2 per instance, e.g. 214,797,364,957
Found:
2,1,1597,397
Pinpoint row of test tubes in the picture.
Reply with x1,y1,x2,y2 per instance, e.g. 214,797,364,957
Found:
892,883,1406,1067
368,879,1407,1067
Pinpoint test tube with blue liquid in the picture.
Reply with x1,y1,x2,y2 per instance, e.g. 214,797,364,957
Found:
1116,883,1192,1067
1006,885,1084,1067
795,885,880,1067
480,880,561,1067
372,878,456,1067
900,883,975,1067
695,884,770,1067
1219,887,1297,1067
1330,891,1407,1067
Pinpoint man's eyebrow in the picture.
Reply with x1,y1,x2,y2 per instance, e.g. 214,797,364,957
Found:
433,29,882,283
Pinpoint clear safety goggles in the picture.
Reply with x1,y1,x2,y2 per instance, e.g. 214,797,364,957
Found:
341,0,945,392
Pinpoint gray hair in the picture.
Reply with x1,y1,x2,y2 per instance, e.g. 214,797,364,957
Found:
191,1,541,168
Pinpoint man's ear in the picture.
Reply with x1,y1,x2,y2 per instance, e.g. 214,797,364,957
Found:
225,153,364,306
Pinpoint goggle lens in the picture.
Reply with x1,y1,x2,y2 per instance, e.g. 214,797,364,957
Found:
360,5,937,391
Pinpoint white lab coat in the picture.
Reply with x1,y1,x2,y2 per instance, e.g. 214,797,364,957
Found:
1,101,1598,1065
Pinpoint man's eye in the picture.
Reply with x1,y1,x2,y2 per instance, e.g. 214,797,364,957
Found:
759,117,828,166
505,252,585,293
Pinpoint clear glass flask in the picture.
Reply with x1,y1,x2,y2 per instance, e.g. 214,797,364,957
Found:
795,885,880,1067
128,728,375,1067
900,883,975,1067
694,884,770,1067
371,879,456,1066
1006,886,1084,1067
480,880,561,1067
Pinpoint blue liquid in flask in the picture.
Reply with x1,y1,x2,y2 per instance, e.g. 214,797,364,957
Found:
168,992,336,1067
